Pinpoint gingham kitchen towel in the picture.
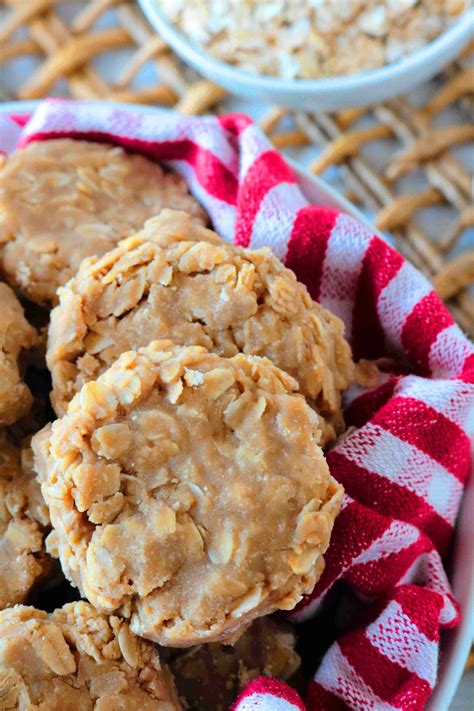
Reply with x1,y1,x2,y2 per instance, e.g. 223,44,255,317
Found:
1,99,473,711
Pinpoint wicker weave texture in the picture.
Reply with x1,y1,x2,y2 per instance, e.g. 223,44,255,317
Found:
0,0,472,334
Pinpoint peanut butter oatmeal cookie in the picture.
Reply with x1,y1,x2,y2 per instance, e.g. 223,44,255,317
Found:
0,601,180,710
170,617,300,710
47,209,353,443
0,432,52,609
33,341,343,646
0,139,206,305
0,283,37,426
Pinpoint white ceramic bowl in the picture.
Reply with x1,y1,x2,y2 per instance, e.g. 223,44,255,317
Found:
138,0,473,110
1,100,472,708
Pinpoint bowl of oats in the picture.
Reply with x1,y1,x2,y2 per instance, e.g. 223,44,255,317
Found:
139,0,472,110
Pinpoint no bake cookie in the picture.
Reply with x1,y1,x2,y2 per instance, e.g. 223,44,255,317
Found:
0,601,179,709
33,341,343,646
0,140,206,304
0,283,37,426
0,431,52,609
47,209,353,442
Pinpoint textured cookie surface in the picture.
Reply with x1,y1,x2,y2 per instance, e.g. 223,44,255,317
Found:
0,140,206,304
33,341,343,646
170,617,300,710
0,601,179,710
0,283,37,426
0,432,51,609
47,209,353,442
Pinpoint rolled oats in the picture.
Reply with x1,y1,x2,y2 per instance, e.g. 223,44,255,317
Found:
33,341,344,646
158,0,467,79
47,209,353,445
0,139,207,304
0,602,179,709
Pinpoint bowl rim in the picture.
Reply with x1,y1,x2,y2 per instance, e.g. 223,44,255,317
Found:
1,99,472,708
138,0,473,93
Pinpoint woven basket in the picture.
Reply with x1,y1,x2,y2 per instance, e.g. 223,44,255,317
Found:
0,0,472,336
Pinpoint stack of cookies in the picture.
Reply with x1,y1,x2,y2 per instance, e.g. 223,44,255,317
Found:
0,139,353,709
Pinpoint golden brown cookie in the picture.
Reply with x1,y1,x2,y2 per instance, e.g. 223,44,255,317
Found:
33,341,343,646
0,431,52,609
170,617,300,710
0,283,37,426
0,140,206,304
47,209,353,443
0,601,180,710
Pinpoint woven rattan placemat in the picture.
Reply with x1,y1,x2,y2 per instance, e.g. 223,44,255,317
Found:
0,0,473,335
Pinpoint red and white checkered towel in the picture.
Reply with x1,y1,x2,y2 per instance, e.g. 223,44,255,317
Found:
1,100,473,711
